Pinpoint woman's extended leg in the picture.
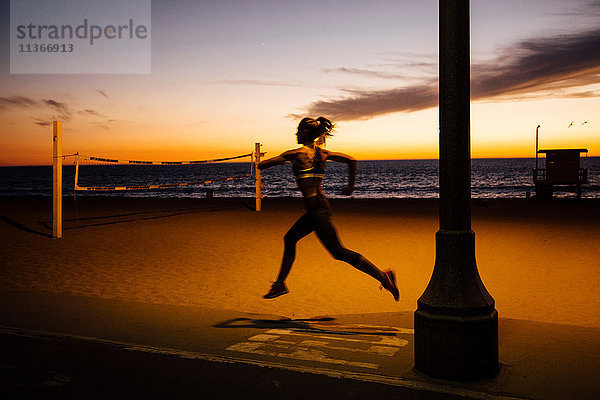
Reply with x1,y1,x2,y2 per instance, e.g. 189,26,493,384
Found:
314,217,399,300
277,213,315,283
264,213,315,298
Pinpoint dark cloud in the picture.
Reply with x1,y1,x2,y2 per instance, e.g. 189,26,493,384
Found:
308,85,438,121
322,67,406,80
1,95,114,128
552,0,600,17
307,28,600,121
95,89,109,100
78,109,104,117
30,99,74,127
78,109,115,130
286,113,304,120
564,90,600,98
0,96,38,110
471,28,600,100
322,55,438,80
33,119,51,127
42,99,72,121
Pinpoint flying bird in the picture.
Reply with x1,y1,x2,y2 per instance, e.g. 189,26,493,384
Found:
581,120,588,126
568,121,574,128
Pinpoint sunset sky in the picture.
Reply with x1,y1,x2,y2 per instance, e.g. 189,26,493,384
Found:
0,0,599,166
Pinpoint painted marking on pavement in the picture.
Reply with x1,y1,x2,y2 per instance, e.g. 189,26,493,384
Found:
264,328,409,347
227,340,380,369
226,324,412,370
0,325,528,400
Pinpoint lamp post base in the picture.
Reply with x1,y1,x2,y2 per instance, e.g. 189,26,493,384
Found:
414,308,499,382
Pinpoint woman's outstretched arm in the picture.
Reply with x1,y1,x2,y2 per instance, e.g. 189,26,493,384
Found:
258,150,294,170
324,151,357,195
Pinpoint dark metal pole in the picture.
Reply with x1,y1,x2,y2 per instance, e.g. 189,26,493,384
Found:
414,0,499,381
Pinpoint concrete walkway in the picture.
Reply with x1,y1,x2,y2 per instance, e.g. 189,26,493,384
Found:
1,290,598,399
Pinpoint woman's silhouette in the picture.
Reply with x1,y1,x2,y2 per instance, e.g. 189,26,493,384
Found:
259,117,399,301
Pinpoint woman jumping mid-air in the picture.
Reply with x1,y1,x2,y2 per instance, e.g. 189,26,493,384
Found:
259,116,400,301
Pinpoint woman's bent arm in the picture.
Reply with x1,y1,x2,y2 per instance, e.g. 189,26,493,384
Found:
325,151,357,195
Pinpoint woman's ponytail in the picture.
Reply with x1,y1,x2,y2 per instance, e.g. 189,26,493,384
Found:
316,116,334,136
297,116,335,142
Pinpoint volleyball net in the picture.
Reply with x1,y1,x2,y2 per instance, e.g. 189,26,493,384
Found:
52,121,264,238
73,151,255,192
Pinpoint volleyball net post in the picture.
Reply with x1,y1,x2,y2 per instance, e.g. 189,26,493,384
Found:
74,152,81,191
52,121,62,239
254,142,263,212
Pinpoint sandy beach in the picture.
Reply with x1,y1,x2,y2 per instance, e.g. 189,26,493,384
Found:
1,196,599,328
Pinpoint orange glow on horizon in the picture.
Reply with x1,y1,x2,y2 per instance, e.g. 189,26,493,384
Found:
3,142,598,167
1,96,598,166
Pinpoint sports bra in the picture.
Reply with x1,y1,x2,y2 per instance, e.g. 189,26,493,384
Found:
292,147,325,179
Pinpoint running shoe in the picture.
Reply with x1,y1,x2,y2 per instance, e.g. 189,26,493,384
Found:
263,282,289,299
383,270,400,301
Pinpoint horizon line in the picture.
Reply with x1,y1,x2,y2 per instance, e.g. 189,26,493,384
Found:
2,154,599,168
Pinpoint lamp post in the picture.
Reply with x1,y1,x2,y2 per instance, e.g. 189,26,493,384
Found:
413,0,499,381
536,124,541,170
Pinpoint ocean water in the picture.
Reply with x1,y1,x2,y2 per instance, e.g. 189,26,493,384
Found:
1,158,599,199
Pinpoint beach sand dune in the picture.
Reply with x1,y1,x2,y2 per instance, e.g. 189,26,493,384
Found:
0,197,598,328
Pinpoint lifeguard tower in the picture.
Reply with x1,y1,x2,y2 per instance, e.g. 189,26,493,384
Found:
533,148,588,198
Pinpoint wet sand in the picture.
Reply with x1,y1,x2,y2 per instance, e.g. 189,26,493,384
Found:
0,196,598,328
